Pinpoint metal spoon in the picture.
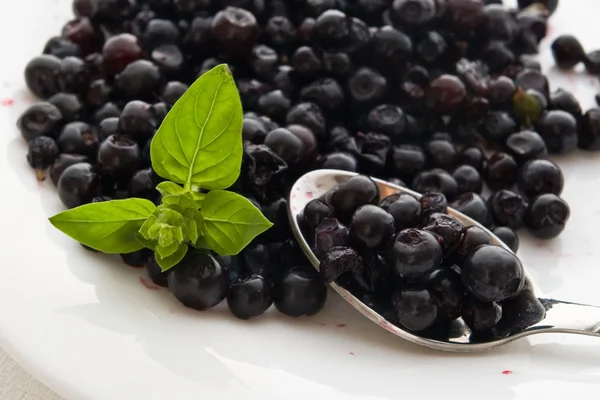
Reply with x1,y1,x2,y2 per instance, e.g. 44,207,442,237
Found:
288,169,600,352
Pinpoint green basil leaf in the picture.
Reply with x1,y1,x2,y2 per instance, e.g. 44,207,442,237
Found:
199,190,273,255
156,241,180,259
155,244,188,272
156,181,186,197
150,64,243,191
136,233,157,250
49,199,156,253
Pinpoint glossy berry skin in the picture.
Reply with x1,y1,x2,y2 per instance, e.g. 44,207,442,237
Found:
303,199,334,231
427,268,466,321
505,130,548,164
380,193,421,231
300,78,345,112
242,117,268,144
292,46,322,78
460,244,525,303
485,76,516,108
551,35,585,70
265,16,296,49
129,169,159,202
423,213,465,254
390,0,437,30
412,169,458,201
392,288,439,332
118,101,156,144
161,81,188,107
143,19,180,50
584,50,600,74
57,162,100,208
483,152,518,191
120,249,152,267
425,140,456,170
273,266,327,317
24,55,62,99
578,108,600,151
492,226,519,253
84,79,112,109
389,229,442,280
17,102,63,142
425,75,467,115
286,103,326,138
515,69,549,100
462,299,502,332
416,31,447,64
346,67,388,109
44,36,82,59
168,250,230,311
550,88,582,118
454,225,493,262
258,90,291,122
488,190,528,229
517,159,564,199
313,10,350,50
49,154,88,186
115,60,162,100
480,110,517,145
330,175,379,224
98,117,119,141
27,136,60,180
48,93,84,122
536,111,578,154
264,128,303,164
151,44,186,76
366,104,406,139
57,122,99,158
57,56,90,94
390,145,427,182
517,0,558,15
452,165,482,194
146,257,169,288
321,152,358,171
369,25,413,72
525,194,570,239
457,147,485,171
227,275,273,320
350,205,395,249
314,218,350,258
102,33,144,74
320,246,362,283
450,192,491,228
420,192,448,218
97,135,141,181
210,6,260,59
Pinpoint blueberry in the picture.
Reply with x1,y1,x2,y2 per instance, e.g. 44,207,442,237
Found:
346,67,388,109
242,116,268,144
273,265,327,317
380,193,422,231
17,102,63,142
115,60,162,100
102,33,144,74
493,286,545,336
146,256,170,288
49,154,88,186
525,194,570,239
485,76,516,107
452,165,482,194
450,192,491,228
291,46,322,78
210,7,260,60
412,169,459,201
83,79,112,108
480,110,518,145
286,102,326,138
551,35,585,70
320,246,362,283
390,145,427,183
369,26,413,72
420,192,448,218
299,78,345,111
425,75,467,115
264,127,303,164
425,139,456,170
454,225,493,261
492,226,519,253
457,146,485,171
24,55,62,99
505,130,548,164
462,299,502,332
129,168,159,201
515,69,550,101
313,9,350,50
584,50,600,74
303,198,334,231
392,288,439,332
48,93,84,122
488,189,527,229
57,121,99,158
460,244,525,303
43,37,82,59
287,124,318,164
26,136,60,181
330,175,379,223
168,250,230,311
389,228,442,280
578,108,600,151
120,249,152,267
423,212,465,254
250,45,278,81
265,16,297,49
483,152,518,191
549,88,582,118
314,218,350,259
57,163,101,208
161,81,189,107
241,243,275,277
517,159,564,199
98,135,141,181
227,275,273,319
536,110,578,154
390,0,437,30
143,19,180,50
517,0,558,15
258,90,292,122
152,45,186,76
427,268,466,320
416,31,447,64
480,40,515,74
321,152,358,171
350,205,395,249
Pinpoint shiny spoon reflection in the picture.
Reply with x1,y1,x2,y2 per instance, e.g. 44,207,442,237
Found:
288,169,600,352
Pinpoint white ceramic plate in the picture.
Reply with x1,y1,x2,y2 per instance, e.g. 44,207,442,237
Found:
1,1,600,399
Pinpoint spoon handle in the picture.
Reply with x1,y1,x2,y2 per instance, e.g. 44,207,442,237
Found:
534,299,600,337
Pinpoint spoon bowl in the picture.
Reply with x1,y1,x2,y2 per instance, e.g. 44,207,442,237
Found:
288,169,600,352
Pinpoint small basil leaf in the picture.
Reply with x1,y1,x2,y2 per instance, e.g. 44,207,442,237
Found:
199,190,273,255
156,241,179,259
49,199,156,253
162,192,202,209
136,233,157,250
156,181,186,197
155,244,188,272
150,64,243,191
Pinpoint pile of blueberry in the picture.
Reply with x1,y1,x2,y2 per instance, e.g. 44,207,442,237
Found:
300,175,544,338
15,0,596,324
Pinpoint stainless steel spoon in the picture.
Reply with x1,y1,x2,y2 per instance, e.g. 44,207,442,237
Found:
288,169,600,352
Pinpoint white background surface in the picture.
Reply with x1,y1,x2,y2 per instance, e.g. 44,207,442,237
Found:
1,0,600,399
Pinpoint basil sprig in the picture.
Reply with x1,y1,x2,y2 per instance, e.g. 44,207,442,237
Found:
49,65,272,271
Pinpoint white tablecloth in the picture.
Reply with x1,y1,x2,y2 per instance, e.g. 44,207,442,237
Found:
0,348,63,400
